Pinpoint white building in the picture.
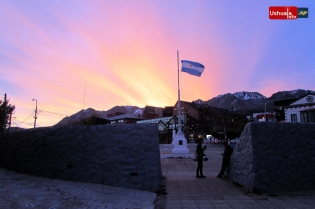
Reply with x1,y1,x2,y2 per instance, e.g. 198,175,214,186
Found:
284,93,315,123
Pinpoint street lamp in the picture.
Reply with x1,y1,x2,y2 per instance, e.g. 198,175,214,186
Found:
210,118,216,130
223,116,226,141
264,100,274,121
32,99,37,128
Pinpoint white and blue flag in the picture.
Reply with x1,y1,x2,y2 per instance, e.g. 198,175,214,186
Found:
181,60,205,77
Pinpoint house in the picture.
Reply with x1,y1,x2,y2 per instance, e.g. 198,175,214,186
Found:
274,98,300,122
142,106,164,119
282,92,315,122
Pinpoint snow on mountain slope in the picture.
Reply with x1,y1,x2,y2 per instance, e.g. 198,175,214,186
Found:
232,91,266,100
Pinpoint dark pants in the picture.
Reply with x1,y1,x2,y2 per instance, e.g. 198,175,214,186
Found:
218,158,230,177
196,158,203,177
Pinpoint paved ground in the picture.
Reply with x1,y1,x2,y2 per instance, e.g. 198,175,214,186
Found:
159,144,315,209
1,144,315,208
0,169,156,209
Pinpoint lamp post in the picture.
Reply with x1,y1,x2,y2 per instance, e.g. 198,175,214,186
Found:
3,93,7,132
32,99,37,128
264,100,274,121
209,118,216,131
223,116,226,141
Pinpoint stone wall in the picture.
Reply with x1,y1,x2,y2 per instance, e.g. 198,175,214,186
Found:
230,122,315,193
0,124,162,192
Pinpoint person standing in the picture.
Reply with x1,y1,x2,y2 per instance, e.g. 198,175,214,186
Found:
217,142,233,178
196,138,207,178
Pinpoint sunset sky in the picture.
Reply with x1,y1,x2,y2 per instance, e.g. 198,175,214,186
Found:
1,0,314,128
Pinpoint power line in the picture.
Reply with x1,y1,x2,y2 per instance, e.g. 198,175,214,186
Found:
14,121,34,126
20,111,35,124
39,107,68,114
18,109,34,119
38,109,67,116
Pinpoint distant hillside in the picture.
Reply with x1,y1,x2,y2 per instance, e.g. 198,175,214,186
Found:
54,89,314,126
205,89,314,114
106,105,143,115
206,91,265,114
268,89,311,101
54,106,143,127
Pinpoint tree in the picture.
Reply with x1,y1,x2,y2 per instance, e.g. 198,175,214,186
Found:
0,97,15,132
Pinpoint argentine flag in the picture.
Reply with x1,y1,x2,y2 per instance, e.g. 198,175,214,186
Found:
181,60,205,77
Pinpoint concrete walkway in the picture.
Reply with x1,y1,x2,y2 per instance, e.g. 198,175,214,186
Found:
0,168,156,209
159,144,315,209
1,144,315,208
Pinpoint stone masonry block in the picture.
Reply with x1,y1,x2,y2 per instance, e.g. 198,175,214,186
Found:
0,123,162,192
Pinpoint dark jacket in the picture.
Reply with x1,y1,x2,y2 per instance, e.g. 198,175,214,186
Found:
196,143,206,161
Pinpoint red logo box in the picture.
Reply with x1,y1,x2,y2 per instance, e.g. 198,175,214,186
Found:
269,6,298,20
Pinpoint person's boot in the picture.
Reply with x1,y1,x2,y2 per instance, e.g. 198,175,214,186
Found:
196,171,200,178
217,172,224,178
200,170,206,178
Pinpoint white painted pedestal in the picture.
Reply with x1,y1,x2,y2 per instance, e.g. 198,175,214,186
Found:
172,131,191,158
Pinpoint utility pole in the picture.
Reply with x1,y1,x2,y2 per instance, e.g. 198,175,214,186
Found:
223,116,226,141
8,111,13,132
264,100,274,121
3,93,6,132
32,99,37,128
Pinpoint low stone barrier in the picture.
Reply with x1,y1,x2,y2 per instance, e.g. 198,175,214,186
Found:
230,122,315,193
0,124,162,192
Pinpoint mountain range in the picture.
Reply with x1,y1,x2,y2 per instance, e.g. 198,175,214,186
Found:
206,89,314,114
54,89,314,126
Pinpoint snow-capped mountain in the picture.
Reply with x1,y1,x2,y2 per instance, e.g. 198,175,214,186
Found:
268,89,312,101
207,89,314,114
105,105,143,116
232,91,266,100
206,92,264,113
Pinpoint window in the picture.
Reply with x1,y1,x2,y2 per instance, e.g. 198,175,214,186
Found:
300,111,315,122
311,111,315,122
291,114,297,122
301,112,308,122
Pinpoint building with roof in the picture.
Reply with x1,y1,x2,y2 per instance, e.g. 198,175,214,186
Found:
138,101,248,143
274,98,300,122
142,106,164,119
276,92,315,123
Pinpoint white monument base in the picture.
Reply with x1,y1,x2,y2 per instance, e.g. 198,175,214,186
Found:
172,131,189,155
171,129,176,145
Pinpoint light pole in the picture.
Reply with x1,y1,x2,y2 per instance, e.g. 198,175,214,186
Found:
3,93,7,132
223,116,226,141
264,100,274,121
209,118,216,131
32,99,37,128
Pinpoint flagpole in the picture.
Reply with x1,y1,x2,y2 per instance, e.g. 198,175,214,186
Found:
177,50,182,134
172,50,189,156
